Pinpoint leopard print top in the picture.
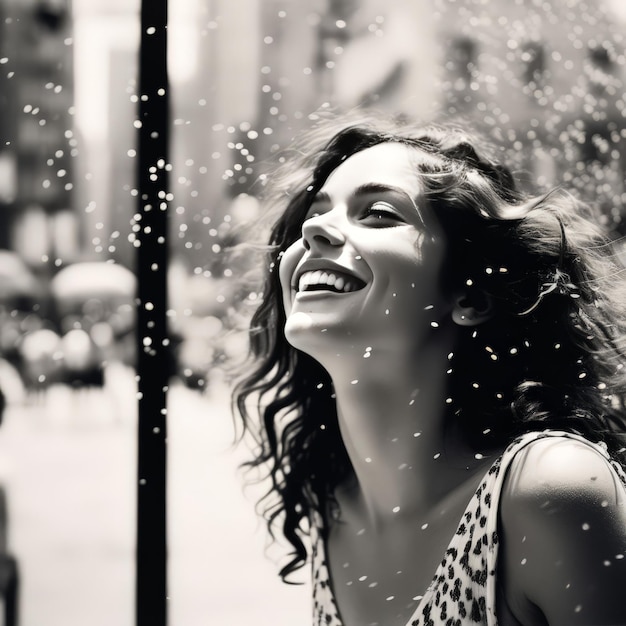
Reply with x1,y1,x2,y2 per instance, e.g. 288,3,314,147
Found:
310,430,626,626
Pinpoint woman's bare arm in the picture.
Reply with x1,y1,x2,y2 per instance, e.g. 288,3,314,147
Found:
499,437,626,626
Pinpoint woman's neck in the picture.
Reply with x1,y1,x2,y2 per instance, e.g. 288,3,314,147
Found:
326,329,485,530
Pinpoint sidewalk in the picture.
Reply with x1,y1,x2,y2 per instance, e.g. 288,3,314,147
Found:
0,375,309,625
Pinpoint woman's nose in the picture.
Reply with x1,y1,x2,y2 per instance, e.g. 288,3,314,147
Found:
301,213,345,250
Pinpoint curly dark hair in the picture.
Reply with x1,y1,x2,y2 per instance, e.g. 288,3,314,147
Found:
232,113,626,582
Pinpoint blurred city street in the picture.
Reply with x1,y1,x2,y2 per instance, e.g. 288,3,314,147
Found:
0,369,310,625
1,0,626,624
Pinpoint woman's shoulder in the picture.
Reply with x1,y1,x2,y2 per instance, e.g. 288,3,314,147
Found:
498,432,626,625
502,433,626,505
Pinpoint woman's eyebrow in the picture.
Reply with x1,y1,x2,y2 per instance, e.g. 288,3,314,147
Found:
314,183,413,202
353,182,408,197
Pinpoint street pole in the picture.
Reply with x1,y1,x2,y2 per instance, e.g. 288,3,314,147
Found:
135,1,169,624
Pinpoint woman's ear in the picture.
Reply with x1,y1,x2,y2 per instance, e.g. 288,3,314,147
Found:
451,292,494,327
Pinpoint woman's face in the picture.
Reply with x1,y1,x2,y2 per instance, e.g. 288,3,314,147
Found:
278,142,449,361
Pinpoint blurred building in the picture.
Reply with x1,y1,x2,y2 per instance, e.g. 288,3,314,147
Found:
3,0,626,280
432,0,626,228
71,0,139,271
106,47,137,269
168,0,626,268
0,0,77,269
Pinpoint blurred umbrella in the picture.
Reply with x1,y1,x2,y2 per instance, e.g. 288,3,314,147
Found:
51,262,136,302
0,250,40,301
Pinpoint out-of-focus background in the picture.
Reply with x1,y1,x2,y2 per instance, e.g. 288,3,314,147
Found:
1,0,626,624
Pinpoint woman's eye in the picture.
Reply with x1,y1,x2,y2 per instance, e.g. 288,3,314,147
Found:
362,201,404,224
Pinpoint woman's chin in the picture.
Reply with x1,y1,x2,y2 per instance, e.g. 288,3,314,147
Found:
284,311,354,359
284,311,330,346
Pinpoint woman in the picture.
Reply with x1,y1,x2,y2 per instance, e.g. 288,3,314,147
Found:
232,115,626,625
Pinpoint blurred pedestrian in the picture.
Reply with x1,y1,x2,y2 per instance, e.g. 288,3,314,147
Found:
0,371,19,626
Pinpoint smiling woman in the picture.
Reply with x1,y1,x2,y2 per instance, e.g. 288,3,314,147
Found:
232,114,626,626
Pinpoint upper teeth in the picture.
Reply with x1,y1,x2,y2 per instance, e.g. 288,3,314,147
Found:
298,270,359,293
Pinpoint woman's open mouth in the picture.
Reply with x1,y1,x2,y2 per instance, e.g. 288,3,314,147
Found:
297,270,366,294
